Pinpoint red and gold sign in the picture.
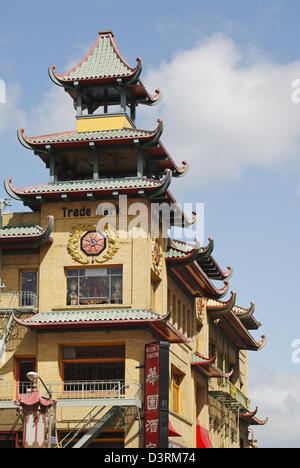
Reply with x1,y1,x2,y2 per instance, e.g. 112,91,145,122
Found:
145,343,160,448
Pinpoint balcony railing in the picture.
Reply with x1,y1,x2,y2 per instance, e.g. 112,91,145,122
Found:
0,291,38,310
0,380,142,408
208,378,250,414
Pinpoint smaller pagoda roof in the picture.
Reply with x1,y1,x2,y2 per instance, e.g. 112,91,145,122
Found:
0,216,54,252
5,171,173,209
49,30,161,107
17,122,188,178
166,238,233,281
240,407,268,426
233,303,261,330
207,294,266,352
13,308,191,344
166,237,231,300
191,352,233,379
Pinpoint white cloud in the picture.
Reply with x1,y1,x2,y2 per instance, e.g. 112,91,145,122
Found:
0,83,27,134
141,34,300,188
248,361,300,448
3,33,300,191
27,86,75,136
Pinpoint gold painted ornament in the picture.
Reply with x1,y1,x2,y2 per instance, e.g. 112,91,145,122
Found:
67,223,119,264
152,238,164,275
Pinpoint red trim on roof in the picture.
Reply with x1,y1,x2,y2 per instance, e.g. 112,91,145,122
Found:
51,31,138,83
12,311,190,344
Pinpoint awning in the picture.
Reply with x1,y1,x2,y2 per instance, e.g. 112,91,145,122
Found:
196,425,213,448
169,420,181,437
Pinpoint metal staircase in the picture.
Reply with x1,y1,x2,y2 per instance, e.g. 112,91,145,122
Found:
57,405,123,449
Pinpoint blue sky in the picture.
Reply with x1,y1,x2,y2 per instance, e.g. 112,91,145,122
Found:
1,0,300,447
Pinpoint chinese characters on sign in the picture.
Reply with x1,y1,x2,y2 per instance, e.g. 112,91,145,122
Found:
145,343,160,448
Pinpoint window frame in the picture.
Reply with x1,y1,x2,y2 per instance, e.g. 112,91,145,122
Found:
170,368,184,415
65,266,123,306
19,269,38,307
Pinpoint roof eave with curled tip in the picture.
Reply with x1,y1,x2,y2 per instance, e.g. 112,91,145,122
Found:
0,216,54,251
49,31,160,106
191,352,234,379
207,291,237,318
240,407,269,426
218,311,266,351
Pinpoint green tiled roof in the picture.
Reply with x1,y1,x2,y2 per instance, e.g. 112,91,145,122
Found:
165,247,190,259
171,239,194,253
25,128,154,145
19,178,162,195
58,33,133,81
20,309,162,324
190,353,209,364
0,225,43,237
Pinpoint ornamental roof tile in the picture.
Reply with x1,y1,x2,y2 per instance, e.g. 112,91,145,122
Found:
166,238,232,282
16,177,162,195
0,225,44,237
17,309,162,324
48,31,161,106
24,128,154,145
53,32,135,82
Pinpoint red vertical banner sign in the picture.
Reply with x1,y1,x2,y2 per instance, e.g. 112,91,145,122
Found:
144,343,160,448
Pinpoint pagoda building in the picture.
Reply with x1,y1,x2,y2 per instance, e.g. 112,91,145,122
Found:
0,30,267,449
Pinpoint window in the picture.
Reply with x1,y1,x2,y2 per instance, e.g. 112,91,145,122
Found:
170,369,183,414
66,267,122,306
62,345,125,391
17,359,36,397
20,270,38,307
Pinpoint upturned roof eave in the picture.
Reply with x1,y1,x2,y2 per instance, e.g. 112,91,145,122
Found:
48,31,160,105
218,311,266,351
239,407,269,426
0,216,54,250
191,353,233,379
169,262,230,300
207,291,237,318
5,172,172,202
12,309,189,344
17,124,189,178
49,31,138,83
166,238,232,281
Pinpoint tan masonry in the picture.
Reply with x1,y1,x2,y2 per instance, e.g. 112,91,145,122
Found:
0,30,266,449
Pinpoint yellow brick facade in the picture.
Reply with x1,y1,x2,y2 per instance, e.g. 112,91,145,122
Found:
0,202,255,448
0,30,265,449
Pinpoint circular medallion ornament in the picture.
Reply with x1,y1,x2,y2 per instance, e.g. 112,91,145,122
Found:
81,230,106,257
68,223,119,265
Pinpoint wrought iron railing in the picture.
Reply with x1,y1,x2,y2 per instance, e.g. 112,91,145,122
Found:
0,379,142,404
208,378,250,413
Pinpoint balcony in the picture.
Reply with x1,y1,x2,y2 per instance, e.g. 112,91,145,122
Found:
208,379,250,414
0,379,142,409
0,291,38,312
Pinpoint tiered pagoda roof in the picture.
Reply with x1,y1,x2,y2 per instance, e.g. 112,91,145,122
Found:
48,30,161,111
166,238,232,299
191,352,233,378
207,293,266,351
13,309,191,344
0,216,54,252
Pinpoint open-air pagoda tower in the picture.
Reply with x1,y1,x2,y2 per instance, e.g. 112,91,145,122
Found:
0,30,267,449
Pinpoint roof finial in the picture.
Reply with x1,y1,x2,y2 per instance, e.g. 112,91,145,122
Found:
98,30,114,36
